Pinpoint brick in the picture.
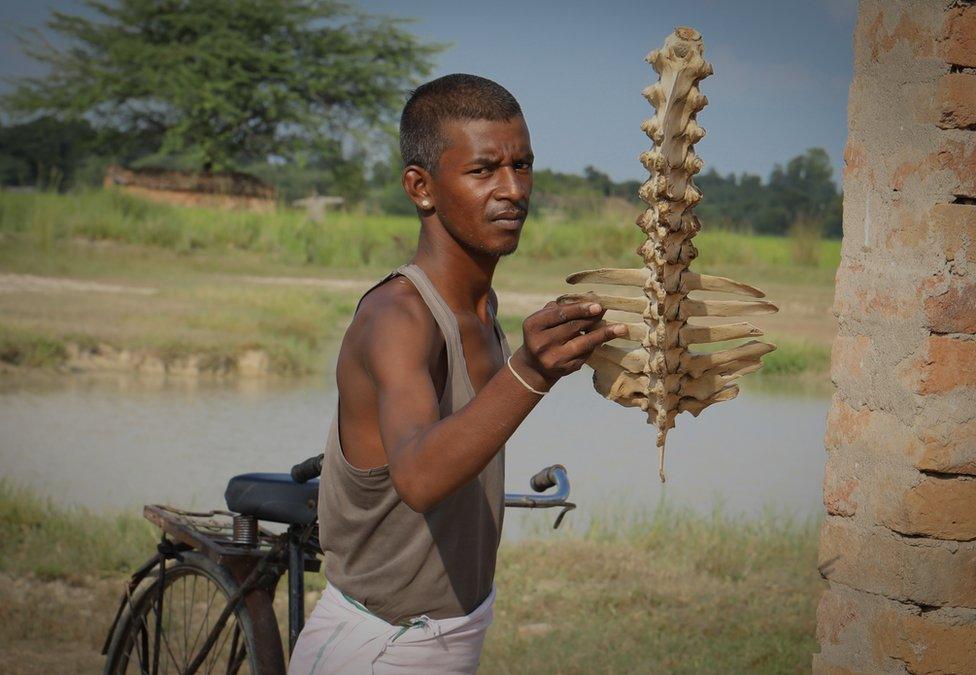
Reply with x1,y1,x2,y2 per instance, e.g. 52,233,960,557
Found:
917,419,976,476
825,397,920,465
873,610,976,675
842,140,867,181
943,5,976,68
940,138,976,199
824,395,870,451
810,656,868,675
880,475,976,541
816,584,976,674
892,203,976,266
826,397,976,476
892,139,976,198
830,335,870,386
921,274,976,334
816,586,860,647
865,9,932,61
823,461,859,517
938,72,976,130
929,203,976,266
819,517,976,607
908,336,976,395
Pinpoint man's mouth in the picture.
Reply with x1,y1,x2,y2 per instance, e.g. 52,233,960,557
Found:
491,211,527,229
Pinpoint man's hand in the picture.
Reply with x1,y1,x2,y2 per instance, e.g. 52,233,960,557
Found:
510,301,626,391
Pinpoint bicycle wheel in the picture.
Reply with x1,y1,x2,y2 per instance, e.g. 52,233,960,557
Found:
104,550,260,675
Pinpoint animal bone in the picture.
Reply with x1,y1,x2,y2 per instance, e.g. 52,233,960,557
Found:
561,27,778,481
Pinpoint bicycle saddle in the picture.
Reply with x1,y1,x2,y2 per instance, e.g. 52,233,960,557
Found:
224,473,318,525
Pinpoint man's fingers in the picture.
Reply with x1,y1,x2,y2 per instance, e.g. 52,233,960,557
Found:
545,315,606,342
536,301,604,329
563,322,626,357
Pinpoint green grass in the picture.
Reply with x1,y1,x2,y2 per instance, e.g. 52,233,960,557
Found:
762,337,832,376
0,189,840,275
0,324,70,368
0,481,157,581
0,482,822,672
486,502,822,673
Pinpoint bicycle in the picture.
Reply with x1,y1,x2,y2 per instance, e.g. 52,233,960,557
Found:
101,455,577,674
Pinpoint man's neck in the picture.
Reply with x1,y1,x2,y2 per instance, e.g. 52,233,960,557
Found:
411,224,498,320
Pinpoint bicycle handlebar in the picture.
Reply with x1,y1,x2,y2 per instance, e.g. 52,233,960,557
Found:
291,454,323,483
291,456,575,527
505,464,576,529
505,464,571,508
529,463,565,492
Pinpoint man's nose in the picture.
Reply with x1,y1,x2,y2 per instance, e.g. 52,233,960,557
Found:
495,166,528,204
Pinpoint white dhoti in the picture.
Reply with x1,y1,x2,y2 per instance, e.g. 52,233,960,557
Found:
288,583,495,674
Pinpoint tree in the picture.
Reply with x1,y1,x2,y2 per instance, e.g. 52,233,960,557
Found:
0,117,97,190
3,0,441,172
767,148,838,225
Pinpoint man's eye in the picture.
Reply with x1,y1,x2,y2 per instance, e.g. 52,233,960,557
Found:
515,162,533,172
472,167,491,175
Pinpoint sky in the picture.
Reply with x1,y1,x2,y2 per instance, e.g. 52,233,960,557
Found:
0,0,857,184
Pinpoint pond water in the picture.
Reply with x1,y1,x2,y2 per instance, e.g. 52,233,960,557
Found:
0,369,829,539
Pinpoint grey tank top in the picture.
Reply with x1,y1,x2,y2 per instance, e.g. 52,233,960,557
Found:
317,263,511,624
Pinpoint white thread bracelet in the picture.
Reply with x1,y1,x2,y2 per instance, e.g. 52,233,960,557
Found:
506,355,549,396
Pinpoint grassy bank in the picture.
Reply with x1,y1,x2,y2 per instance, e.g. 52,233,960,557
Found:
0,483,822,673
0,189,837,378
0,189,841,276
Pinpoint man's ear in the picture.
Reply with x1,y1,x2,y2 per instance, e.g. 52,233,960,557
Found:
402,165,434,211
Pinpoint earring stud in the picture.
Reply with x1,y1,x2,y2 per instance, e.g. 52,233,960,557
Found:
421,199,430,208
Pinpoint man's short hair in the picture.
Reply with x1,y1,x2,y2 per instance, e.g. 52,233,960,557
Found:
399,74,523,173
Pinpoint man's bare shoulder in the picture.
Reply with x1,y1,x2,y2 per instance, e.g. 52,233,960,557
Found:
349,276,443,361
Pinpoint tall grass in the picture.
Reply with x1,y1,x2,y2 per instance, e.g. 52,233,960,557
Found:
0,189,841,273
488,503,822,673
788,214,824,267
0,482,157,580
0,481,821,673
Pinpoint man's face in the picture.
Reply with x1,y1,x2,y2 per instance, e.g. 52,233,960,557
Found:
427,116,533,257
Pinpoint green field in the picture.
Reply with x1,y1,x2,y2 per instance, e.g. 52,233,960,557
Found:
0,482,823,673
0,189,837,380
0,189,840,274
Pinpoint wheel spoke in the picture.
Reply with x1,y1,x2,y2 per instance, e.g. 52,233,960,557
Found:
207,614,238,673
186,584,219,663
226,624,242,675
181,576,189,666
148,594,185,675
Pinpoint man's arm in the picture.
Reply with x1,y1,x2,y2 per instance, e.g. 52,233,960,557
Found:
362,296,624,512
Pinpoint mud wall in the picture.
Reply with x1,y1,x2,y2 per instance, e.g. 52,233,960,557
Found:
813,1,976,672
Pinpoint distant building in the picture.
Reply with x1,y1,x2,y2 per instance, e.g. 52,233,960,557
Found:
103,165,277,213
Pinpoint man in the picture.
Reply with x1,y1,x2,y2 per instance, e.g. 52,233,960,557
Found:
288,74,626,674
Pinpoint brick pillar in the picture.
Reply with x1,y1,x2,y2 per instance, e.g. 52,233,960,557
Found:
813,1,976,673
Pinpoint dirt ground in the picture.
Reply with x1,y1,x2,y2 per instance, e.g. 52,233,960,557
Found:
0,270,836,348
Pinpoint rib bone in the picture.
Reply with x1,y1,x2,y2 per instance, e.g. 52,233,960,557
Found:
557,293,777,321
678,322,764,346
